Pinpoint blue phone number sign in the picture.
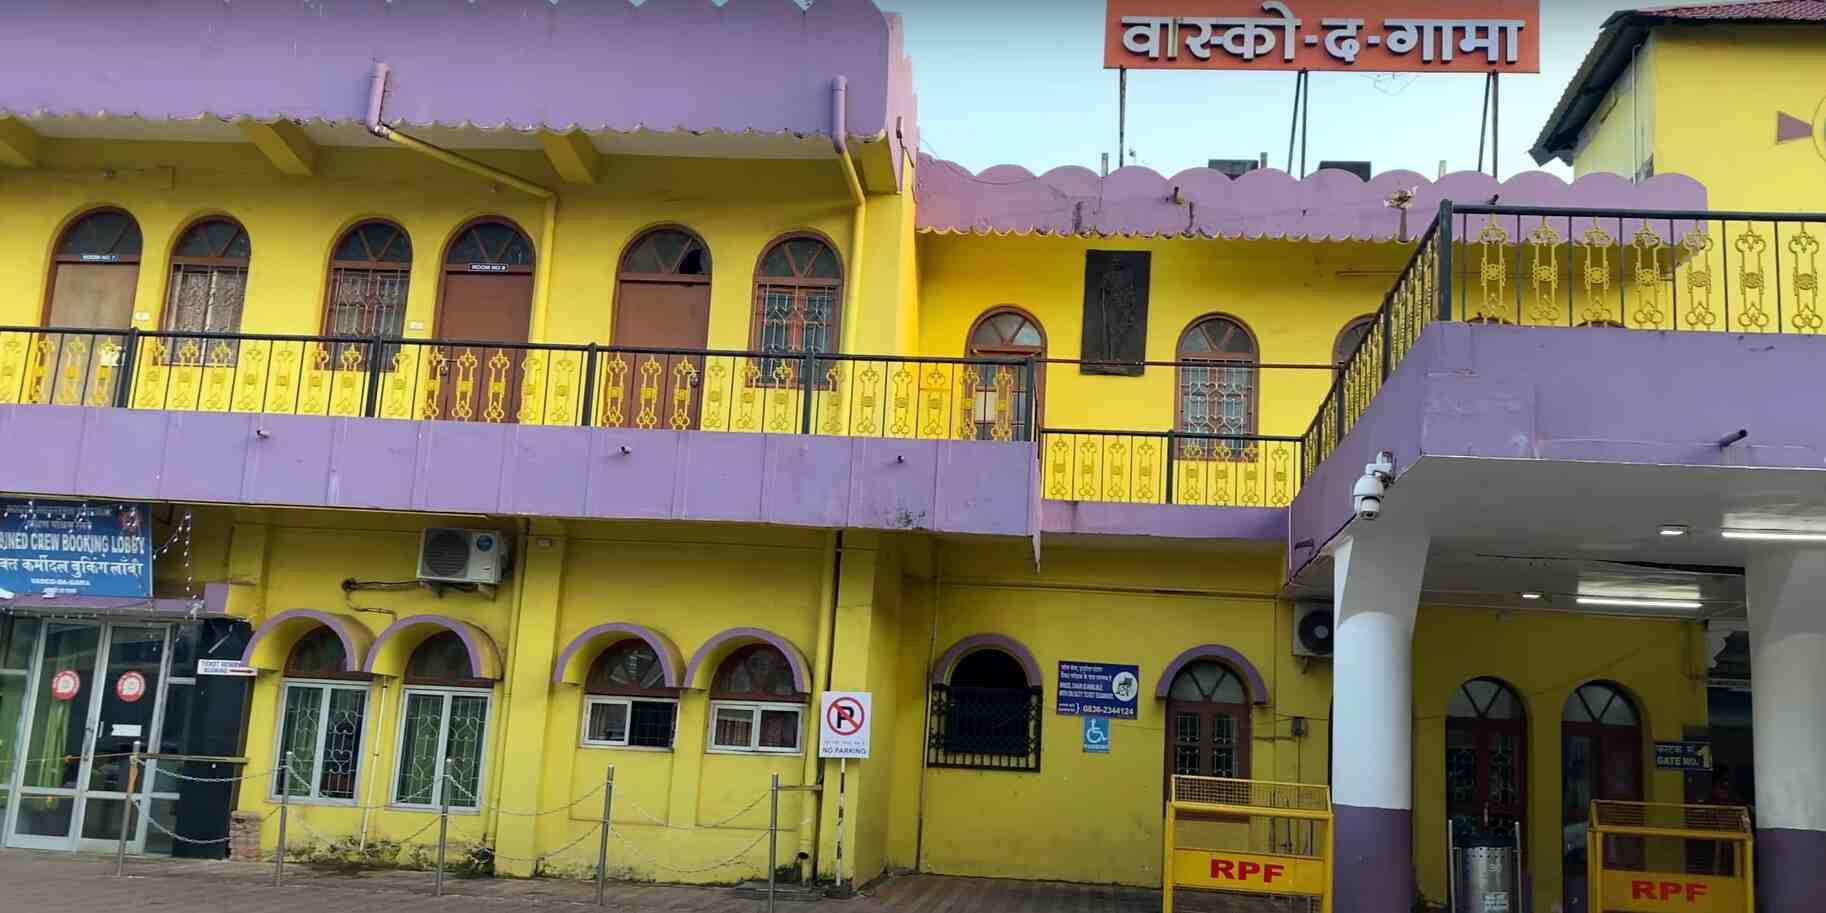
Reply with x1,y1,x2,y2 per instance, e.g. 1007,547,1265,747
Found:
1056,661,1141,719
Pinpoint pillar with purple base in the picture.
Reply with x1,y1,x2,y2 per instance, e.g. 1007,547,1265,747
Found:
1747,549,1826,913
1331,525,1428,913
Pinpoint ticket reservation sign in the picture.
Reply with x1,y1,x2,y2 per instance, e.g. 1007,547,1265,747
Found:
1104,0,1541,74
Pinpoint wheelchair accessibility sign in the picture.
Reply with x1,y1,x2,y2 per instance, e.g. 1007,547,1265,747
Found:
1082,716,1111,753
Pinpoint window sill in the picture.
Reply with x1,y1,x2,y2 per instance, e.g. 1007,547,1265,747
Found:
578,743,674,753
265,796,363,808
386,804,486,816
704,747,804,758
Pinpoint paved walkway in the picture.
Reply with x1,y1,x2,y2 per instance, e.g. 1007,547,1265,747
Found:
0,850,1257,913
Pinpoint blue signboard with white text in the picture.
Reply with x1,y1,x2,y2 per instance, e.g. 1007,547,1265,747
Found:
1056,661,1141,719
0,501,153,598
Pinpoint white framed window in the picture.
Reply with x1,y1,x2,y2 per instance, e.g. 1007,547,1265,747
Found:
581,696,678,750
708,701,803,754
391,686,491,810
272,680,369,802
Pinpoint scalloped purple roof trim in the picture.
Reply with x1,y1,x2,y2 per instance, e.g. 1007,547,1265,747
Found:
914,155,1709,241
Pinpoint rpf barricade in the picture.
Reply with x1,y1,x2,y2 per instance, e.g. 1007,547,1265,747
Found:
1162,775,1333,913
1588,801,1753,913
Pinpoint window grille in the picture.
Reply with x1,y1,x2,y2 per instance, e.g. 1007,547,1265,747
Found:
926,684,1042,771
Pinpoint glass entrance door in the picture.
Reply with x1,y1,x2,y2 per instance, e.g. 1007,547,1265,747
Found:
4,622,170,852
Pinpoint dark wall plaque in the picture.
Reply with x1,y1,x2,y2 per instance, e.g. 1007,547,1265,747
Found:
1080,250,1150,376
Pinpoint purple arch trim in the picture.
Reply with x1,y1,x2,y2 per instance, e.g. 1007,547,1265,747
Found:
551,623,683,688
363,614,502,680
929,633,1042,688
240,609,367,673
684,627,810,693
1154,644,1270,705
915,155,1708,241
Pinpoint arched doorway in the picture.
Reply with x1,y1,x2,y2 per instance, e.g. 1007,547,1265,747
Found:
1562,682,1643,913
1164,660,1251,782
964,307,1045,441
608,227,712,429
436,219,535,421
40,209,143,405
1446,678,1526,841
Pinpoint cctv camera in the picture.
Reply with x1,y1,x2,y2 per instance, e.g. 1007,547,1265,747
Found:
1352,474,1384,520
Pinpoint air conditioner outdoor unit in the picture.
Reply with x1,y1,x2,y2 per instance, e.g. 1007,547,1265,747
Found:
1292,602,1334,659
418,528,507,585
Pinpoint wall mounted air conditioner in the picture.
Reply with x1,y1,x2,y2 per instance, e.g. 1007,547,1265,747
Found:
1292,602,1334,659
418,528,507,585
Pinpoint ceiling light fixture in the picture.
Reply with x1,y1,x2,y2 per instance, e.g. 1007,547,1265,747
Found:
1722,529,1826,542
1658,525,1690,537
1576,596,1703,610
1519,592,1543,600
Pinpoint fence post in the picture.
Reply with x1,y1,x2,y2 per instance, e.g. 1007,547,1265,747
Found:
798,351,816,434
579,343,599,428
361,330,386,417
768,773,780,913
1164,432,1178,504
595,764,614,907
1379,297,1394,382
274,760,290,886
115,739,141,876
113,327,140,408
834,758,847,894
1436,200,1456,322
1022,356,1039,443
435,761,450,897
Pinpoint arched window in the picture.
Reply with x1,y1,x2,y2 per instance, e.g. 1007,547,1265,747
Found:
166,218,251,334
1446,677,1525,841
326,220,412,342
47,208,142,327
274,628,367,802
1165,661,1250,780
930,649,1042,772
965,307,1045,441
1176,316,1258,458
708,644,805,753
581,640,678,749
445,220,535,269
619,227,711,280
751,234,842,357
1562,682,1644,908
1333,315,1377,368
393,631,492,809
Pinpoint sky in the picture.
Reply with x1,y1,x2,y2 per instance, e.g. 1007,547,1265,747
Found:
879,0,1647,178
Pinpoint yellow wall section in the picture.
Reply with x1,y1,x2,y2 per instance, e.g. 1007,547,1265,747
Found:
1645,26,1826,211
1573,40,1657,182
917,233,1408,437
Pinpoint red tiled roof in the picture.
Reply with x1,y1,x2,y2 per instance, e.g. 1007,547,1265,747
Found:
1640,0,1826,21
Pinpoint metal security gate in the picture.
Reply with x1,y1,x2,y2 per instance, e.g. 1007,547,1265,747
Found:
1588,801,1753,913
1162,776,1333,913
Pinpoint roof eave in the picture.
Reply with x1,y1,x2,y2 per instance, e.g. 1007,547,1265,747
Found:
1528,14,1654,166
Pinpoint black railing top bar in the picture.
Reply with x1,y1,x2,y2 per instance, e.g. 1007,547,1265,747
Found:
1044,357,1339,372
1044,427,1305,443
1447,203,1826,221
0,326,1033,367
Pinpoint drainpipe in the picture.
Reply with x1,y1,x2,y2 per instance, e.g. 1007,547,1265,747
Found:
800,531,842,877
831,78,867,356
366,62,560,340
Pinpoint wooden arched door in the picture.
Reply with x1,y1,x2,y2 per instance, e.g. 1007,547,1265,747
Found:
436,219,534,422
1562,682,1644,913
1446,677,1526,841
965,307,1045,441
39,209,143,405
608,227,711,429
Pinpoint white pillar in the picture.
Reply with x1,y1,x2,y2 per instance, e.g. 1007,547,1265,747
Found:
1746,549,1826,911
1330,525,1429,913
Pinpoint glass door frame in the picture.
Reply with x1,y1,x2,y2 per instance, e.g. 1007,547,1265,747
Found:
2,620,174,853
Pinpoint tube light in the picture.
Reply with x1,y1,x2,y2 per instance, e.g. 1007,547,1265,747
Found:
1575,596,1703,610
1658,525,1690,537
1721,530,1826,542
1519,592,1543,600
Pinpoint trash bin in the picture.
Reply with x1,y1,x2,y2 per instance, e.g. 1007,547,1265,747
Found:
1451,829,1519,913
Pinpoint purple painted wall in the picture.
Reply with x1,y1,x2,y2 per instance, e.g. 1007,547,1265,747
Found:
1289,324,1826,577
2,0,915,179
916,157,1707,240
1040,500,1283,542
0,406,1034,538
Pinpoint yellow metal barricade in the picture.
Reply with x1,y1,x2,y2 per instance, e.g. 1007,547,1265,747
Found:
1163,776,1333,913
1589,801,1753,913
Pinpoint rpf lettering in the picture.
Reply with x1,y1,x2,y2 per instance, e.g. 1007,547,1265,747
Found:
1209,858,1285,883
1629,880,1709,903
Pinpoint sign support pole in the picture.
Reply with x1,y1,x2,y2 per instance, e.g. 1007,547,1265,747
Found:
834,758,847,892
1491,71,1500,178
1118,67,1128,168
1285,70,1303,173
1299,70,1311,178
115,739,140,876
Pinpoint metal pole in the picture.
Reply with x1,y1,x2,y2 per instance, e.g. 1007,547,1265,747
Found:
578,343,599,427
275,761,290,886
1285,71,1302,173
361,330,386,417
1117,68,1127,167
798,351,815,434
1298,71,1311,179
1446,818,1456,913
435,762,450,897
768,773,780,913
595,764,614,907
113,327,140,408
1491,72,1500,179
834,759,847,892
115,739,141,876
1476,72,1492,175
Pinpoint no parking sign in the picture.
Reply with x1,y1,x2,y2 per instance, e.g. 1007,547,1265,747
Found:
818,691,872,759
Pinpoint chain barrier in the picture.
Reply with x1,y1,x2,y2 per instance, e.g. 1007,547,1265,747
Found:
606,826,770,875
131,797,276,846
440,776,608,818
132,758,274,784
621,789,771,831
449,823,603,867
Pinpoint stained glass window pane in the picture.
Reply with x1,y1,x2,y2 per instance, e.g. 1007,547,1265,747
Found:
286,628,348,677
587,641,666,693
1448,686,1478,718
1563,689,1595,723
1168,673,1204,702
406,632,474,680
622,236,664,274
